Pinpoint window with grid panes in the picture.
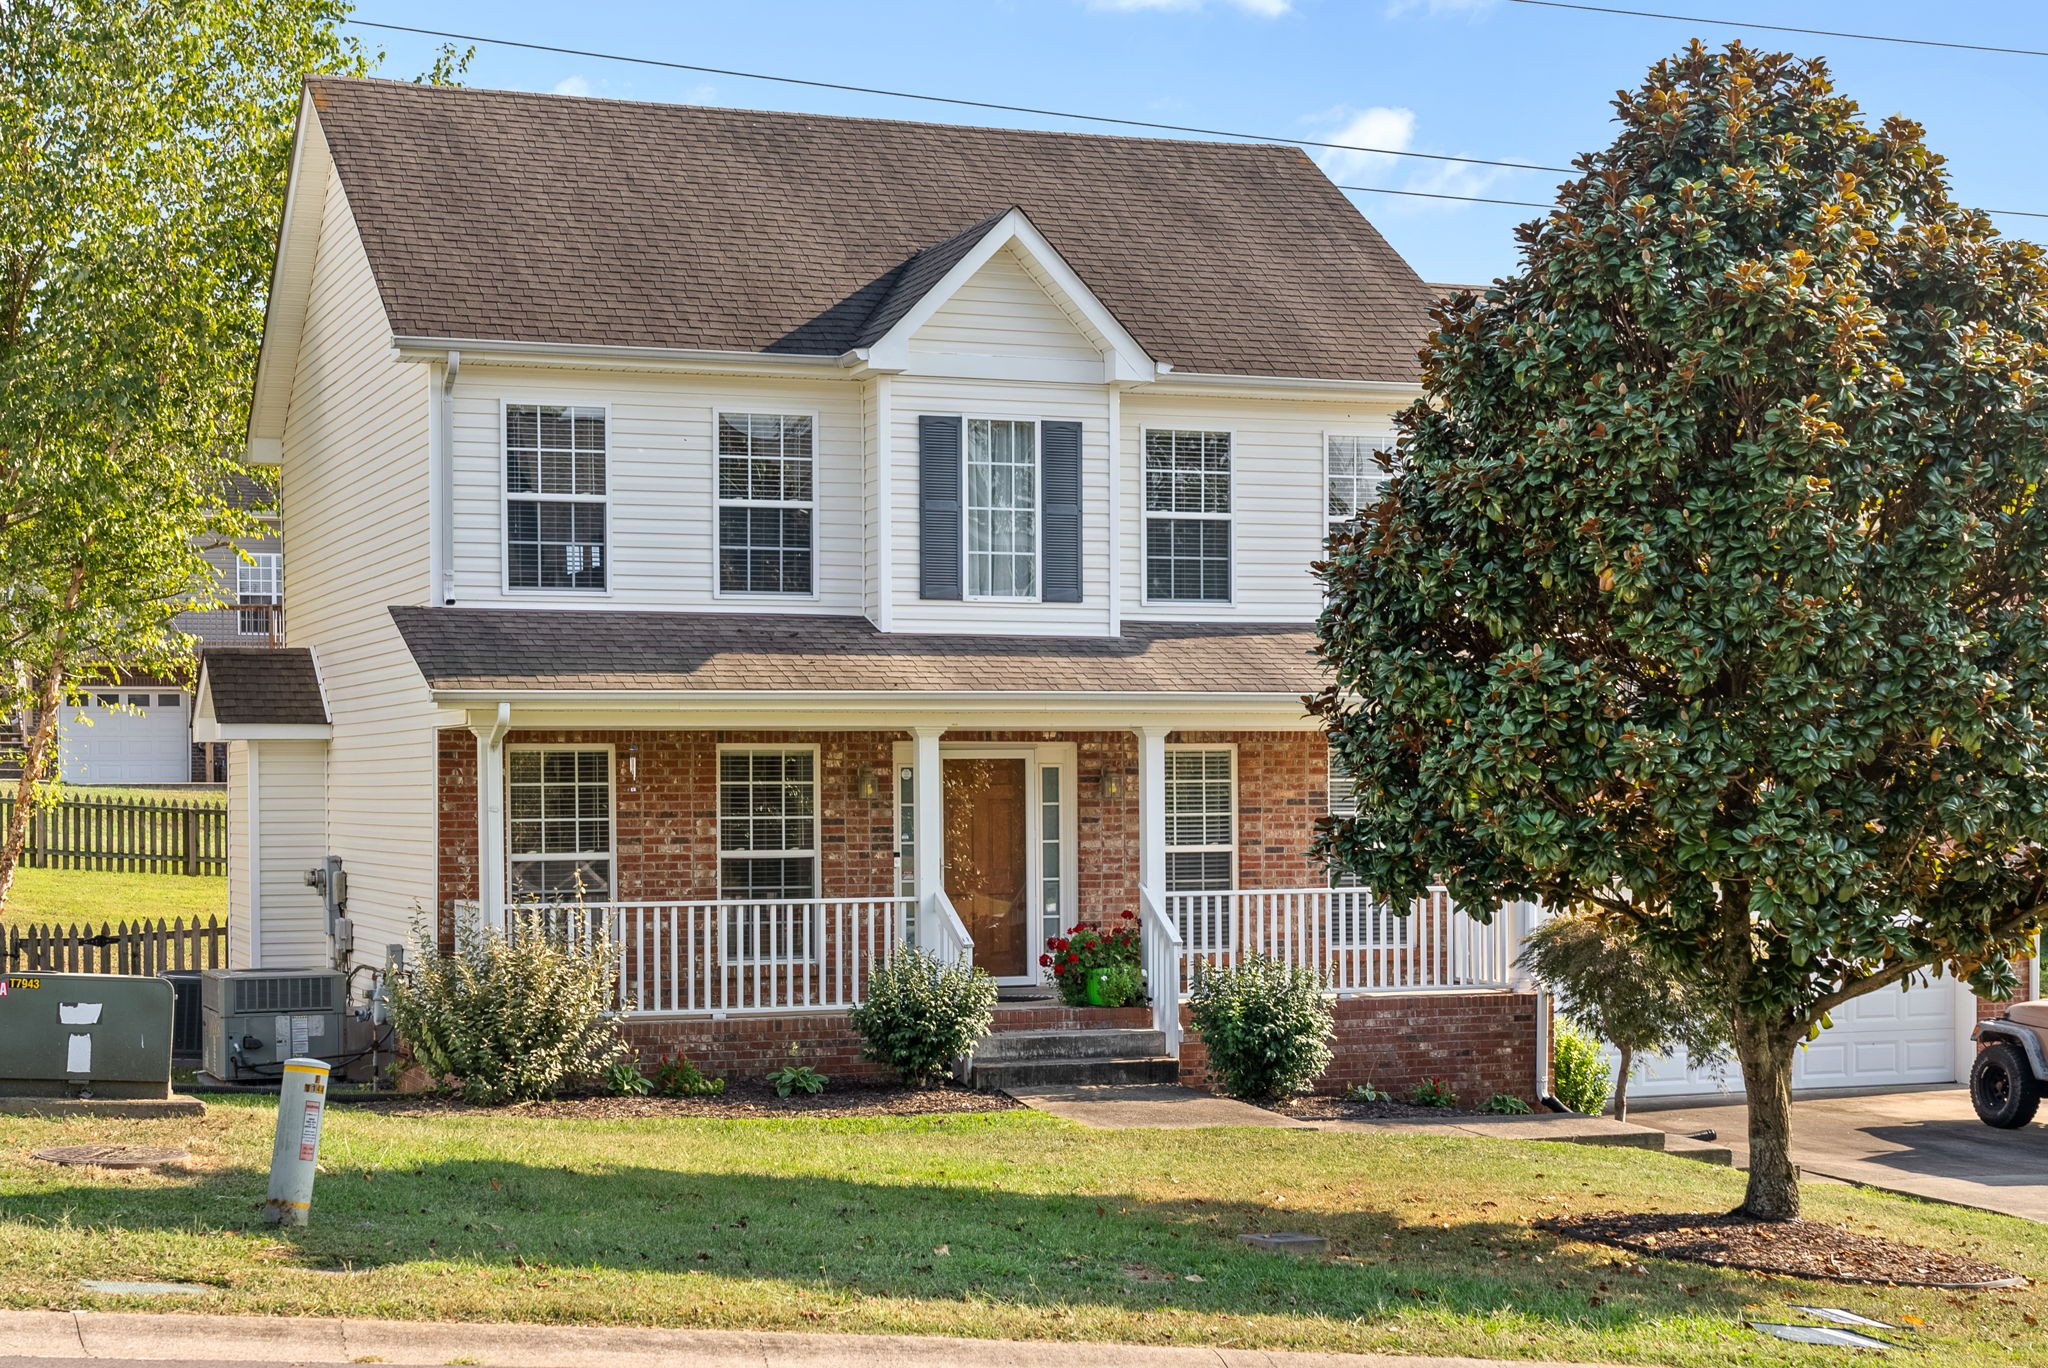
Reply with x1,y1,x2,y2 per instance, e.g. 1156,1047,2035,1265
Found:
717,749,817,902
507,749,613,901
1326,434,1392,540
966,418,1038,598
1164,748,1235,891
717,413,814,594
1325,743,1406,946
1144,429,1231,601
506,404,607,590
236,553,281,636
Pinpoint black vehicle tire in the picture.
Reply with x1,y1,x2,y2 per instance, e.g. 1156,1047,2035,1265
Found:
1971,1041,2042,1129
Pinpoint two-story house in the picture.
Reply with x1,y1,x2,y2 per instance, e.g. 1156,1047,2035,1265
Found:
195,77,1541,1096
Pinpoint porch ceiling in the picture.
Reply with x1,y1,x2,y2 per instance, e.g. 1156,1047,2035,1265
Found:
390,606,1323,703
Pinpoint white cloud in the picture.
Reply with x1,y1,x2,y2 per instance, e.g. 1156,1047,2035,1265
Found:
1384,0,1496,16
1087,0,1293,16
1307,105,1418,184
551,74,592,97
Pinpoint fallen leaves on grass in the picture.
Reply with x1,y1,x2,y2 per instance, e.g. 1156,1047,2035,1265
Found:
1544,1212,2025,1288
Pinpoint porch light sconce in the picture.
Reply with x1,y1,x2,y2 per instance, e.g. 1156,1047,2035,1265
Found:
859,768,882,801
1099,770,1126,800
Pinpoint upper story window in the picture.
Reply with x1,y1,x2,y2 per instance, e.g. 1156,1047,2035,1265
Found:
717,413,814,595
1143,429,1231,602
505,403,607,592
507,747,614,902
966,418,1038,599
236,552,281,636
1326,433,1392,539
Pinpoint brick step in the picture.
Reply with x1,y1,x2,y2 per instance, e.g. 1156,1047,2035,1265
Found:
972,1028,1168,1063
969,1055,1180,1090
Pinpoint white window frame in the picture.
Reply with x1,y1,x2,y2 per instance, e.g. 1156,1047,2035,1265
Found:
961,416,1043,603
504,743,617,905
712,408,821,600
1140,426,1236,607
716,743,822,964
1324,742,1409,948
1163,743,1237,892
236,551,282,636
1323,431,1395,543
500,399,614,598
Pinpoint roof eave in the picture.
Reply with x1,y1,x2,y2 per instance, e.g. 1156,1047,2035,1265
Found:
390,336,861,377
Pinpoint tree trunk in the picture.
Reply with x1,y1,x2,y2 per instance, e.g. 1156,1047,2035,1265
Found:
1612,1044,1633,1123
1732,1010,1801,1220
0,657,66,909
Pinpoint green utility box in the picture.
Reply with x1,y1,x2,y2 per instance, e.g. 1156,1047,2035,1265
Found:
0,972,175,1099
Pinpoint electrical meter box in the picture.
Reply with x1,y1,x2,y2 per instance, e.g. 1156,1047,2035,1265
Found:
201,969,347,1082
0,972,175,1098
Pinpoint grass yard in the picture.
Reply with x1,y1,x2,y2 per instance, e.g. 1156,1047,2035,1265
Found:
1,1099,2042,1365
0,867,226,930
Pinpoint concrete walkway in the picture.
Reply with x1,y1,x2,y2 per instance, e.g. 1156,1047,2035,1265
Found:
1634,1085,2048,1221
0,1310,1624,1368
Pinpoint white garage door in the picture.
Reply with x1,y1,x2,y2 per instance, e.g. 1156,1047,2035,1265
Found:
56,690,191,785
1603,973,1959,1099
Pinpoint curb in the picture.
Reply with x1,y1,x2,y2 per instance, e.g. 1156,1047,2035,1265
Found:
0,1310,1626,1368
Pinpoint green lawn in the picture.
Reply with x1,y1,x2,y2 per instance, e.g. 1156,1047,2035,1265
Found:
2,1099,2042,1365
0,867,226,930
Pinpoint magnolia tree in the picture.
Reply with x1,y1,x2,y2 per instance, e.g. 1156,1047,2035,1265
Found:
1316,42,2048,1220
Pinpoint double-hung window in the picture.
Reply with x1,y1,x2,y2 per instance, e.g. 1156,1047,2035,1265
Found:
717,413,814,595
966,417,1038,599
506,403,607,591
718,748,818,961
1144,429,1231,602
1326,434,1392,540
236,552,281,636
506,748,614,902
1164,747,1236,892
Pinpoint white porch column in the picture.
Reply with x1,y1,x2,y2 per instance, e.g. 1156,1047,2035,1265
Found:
913,725,946,946
470,703,510,936
1135,725,1170,898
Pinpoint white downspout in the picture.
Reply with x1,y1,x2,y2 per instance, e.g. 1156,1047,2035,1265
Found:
435,350,460,605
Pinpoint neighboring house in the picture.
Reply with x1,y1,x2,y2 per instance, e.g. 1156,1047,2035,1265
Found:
195,75,1539,1093
50,473,282,787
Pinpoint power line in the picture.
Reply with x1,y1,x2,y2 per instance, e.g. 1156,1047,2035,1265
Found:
344,15,2048,223
345,18,1570,175
1508,1,2048,60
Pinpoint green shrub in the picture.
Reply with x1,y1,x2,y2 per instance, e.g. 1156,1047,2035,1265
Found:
387,910,627,1105
1480,1093,1533,1115
652,1053,725,1097
849,949,997,1085
1186,955,1333,1102
1343,1082,1390,1103
767,1063,828,1097
1551,1017,1613,1115
1411,1077,1458,1108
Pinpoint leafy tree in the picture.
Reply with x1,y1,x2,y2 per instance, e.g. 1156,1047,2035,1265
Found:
0,4,461,906
1315,42,2048,1220
1518,909,1730,1121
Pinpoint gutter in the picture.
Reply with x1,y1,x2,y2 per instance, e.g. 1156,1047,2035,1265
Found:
391,336,857,376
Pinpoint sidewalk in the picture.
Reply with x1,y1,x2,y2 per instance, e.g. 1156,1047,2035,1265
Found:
0,1310,1623,1368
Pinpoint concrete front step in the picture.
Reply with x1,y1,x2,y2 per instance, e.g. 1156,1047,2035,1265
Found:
974,1028,1169,1062
971,1055,1181,1089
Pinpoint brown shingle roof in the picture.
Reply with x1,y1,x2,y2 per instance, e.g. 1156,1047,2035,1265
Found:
307,78,1434,383
199,648,328,725
389,607,1322,696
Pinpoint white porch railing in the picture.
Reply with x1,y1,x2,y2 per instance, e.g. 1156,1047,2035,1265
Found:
1137,885,1184,1054
1155,885,1518,996
926,889,975,965
459,897,917,1016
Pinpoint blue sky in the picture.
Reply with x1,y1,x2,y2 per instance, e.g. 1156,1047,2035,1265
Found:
350,1,2047,286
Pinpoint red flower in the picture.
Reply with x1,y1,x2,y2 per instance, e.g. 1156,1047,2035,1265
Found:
1120,909,1136,920
1038,953,1052,967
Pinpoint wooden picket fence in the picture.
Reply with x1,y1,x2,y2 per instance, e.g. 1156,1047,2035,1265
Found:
0,793,226,877
1,915,227,974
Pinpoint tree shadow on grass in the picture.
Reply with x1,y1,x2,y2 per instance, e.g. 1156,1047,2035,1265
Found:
9,1152,1756,1335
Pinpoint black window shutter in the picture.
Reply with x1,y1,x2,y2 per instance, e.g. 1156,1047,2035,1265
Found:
1040,420,1083,603
918,415,963,600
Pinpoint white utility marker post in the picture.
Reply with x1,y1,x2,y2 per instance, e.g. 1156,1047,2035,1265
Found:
264,1057,332,1226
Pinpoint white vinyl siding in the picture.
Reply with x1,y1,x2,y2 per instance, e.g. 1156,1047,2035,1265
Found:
716,412,815,595
1164,746,1235,892
449,372,865,612
966,417,1038,599
269,129,435,969
253,740,331,969
908,245,1103,362
507,747,615,902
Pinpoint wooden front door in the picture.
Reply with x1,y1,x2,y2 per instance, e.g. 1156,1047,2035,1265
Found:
942,756,1031,979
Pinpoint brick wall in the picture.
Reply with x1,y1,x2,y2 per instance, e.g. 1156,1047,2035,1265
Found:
1178,991,1540,1103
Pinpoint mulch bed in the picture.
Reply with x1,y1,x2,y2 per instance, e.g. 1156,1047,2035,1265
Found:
360,1080,1018,1121
1543,1211,2026,1288
1269,1095,1497,1122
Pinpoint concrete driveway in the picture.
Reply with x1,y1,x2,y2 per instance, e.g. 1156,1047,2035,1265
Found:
1634,1085,2048,1222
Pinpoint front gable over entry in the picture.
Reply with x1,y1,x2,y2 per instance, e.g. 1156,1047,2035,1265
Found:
853,208,1154,384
